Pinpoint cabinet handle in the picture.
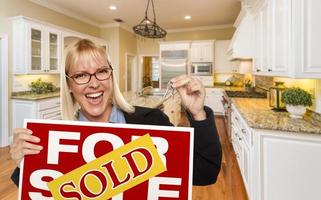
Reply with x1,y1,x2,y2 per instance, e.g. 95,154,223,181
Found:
268,69,272,72
241,129,246,134
256,69,261,72
235,116,239,121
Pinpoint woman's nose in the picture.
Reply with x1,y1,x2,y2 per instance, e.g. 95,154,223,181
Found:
88,75,100,88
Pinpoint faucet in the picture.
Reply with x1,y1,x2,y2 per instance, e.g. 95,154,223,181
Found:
138,86,153,96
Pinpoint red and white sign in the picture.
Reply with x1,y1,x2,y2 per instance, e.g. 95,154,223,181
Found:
19,119,194,200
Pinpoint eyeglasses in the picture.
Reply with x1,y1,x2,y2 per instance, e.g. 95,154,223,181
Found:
66,66,113,85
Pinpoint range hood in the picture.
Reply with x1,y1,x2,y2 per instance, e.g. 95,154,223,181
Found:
227,9,254,61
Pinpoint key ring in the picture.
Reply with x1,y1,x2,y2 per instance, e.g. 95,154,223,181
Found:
154,81,177,108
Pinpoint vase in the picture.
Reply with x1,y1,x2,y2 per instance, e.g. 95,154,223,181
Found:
286,104,307,119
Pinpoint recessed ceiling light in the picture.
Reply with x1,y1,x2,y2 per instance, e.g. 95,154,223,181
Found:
184,15,192,20
109,5,117,10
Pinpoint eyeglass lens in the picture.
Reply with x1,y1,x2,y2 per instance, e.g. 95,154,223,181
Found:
71,67,112,84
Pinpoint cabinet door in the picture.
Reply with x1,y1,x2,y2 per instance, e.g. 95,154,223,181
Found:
253,13,262,73
241,141,251,197
47,28,61,73
191,43,202,62
261,2,270,72
295,0,321,77
29,24,44,73
271,0,290,73
254,133,321,200
201,42,214,62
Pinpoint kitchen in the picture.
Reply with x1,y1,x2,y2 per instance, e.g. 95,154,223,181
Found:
1,0,321,200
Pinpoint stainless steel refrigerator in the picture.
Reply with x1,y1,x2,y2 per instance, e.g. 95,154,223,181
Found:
160,45,189,89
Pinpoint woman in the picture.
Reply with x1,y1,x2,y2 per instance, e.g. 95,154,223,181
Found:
10,39,222,186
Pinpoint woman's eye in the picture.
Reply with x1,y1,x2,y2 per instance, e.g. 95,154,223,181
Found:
74,73,87,79
97,68,109,74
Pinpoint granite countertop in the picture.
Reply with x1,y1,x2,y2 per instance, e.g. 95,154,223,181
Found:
232,98,321,134
122,91,163,108
11,91,60,100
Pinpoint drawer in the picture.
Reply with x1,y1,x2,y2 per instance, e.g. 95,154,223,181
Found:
37,97,60,111
232,106,251,147
39,107,61,119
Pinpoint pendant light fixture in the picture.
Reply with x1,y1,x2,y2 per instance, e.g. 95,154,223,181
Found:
133,0,167,39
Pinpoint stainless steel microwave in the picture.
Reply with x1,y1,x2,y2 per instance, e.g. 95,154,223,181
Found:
191,63,212,76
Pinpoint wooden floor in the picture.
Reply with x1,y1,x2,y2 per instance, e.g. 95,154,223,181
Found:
0,116,248,200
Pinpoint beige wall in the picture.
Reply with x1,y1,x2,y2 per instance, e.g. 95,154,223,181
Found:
137,27,235,55
100,27,137,92
118,28,137,91
100,27,120,80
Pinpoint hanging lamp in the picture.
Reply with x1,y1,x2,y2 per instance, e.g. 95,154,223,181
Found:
133,0,167,39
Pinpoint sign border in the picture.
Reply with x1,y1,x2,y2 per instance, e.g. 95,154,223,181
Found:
19,119,194,200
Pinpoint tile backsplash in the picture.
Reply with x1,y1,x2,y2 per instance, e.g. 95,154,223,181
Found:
13,75,60,92
254,75,321,114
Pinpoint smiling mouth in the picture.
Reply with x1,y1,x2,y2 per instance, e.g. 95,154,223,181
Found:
85,92,103,100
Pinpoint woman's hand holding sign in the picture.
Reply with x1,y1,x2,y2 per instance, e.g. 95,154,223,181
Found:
10,128,43,166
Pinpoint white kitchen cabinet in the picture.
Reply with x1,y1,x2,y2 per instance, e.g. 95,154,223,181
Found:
231,101,321,200
12,97,61,129
252,130,321,200
214,40,239,73
252,0,321,78
205,88,224,115
231,103,252,198
191,41,214,63
12,16,62,74
292,0,321,78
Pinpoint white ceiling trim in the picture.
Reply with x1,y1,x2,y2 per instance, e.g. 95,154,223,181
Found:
167,24,234,33
100,22,133,33
29,0,100,27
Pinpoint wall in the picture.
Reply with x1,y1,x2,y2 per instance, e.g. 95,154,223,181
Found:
137,27,235,55
100,27,120,81
118,28,137,91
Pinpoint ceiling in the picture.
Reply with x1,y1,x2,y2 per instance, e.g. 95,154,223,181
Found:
31,0,241,30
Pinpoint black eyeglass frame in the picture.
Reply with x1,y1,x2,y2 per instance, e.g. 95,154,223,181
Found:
66,65,114,85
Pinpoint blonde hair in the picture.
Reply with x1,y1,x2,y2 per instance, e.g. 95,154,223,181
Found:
61,39,135,120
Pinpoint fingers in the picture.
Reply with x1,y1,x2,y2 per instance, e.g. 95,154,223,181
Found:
171,75,204,94
10,128,42,166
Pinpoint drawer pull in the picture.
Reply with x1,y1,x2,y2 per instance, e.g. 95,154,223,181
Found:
241,129,246,134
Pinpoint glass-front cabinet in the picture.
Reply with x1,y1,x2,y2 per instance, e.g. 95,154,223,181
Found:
47,30,60,72
12,16,61,74
30,28,42,71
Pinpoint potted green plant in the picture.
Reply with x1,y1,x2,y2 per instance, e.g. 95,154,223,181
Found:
281,87,312,118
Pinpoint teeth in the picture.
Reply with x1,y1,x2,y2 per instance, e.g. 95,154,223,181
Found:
86,92,103,98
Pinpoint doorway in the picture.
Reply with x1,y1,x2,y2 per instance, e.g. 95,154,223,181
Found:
140,56,159,88
0,34,9,147
125,53,138,92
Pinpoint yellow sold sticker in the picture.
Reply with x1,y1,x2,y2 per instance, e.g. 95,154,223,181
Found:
48,134,166,199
